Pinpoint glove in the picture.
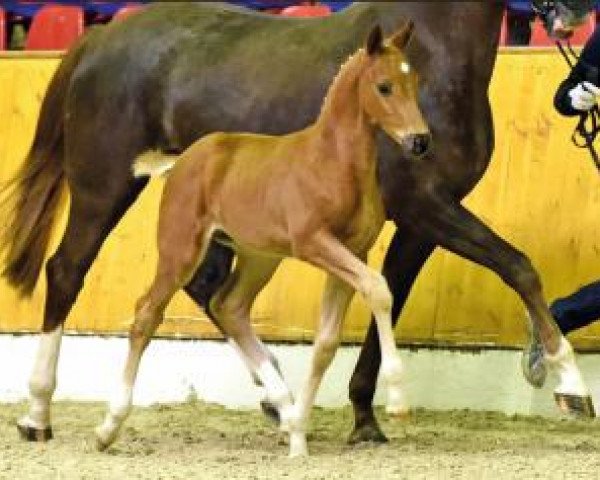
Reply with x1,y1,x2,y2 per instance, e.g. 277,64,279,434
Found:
568,81,600,112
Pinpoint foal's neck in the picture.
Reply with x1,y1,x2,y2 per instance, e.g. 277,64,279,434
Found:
314,51,376,161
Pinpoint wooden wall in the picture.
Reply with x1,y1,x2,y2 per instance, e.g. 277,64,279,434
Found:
1,49,600,348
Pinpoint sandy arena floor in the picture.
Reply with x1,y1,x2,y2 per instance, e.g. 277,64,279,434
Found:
1,401,600,479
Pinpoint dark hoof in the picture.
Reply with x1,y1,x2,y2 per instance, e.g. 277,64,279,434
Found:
17,423,53,442
554,393,596,418
521,341,547,389
96,438,110,452
260,400,281,425
348,422,389,445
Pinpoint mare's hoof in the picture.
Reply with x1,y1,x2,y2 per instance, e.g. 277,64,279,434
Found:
95,438,110,452
521,341,547,389
260,400,281,425
348,422,389,445
17,423,53,442
554,393,596,418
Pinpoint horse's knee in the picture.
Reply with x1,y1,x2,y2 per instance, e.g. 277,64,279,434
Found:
360,274,392,315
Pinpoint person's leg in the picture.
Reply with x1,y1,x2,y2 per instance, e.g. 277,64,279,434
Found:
506,11,533,46
551,280,600,334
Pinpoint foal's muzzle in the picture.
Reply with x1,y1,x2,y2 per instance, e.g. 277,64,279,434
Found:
404,133,432,158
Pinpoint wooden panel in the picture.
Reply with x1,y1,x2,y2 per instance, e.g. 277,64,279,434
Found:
1,50,599,348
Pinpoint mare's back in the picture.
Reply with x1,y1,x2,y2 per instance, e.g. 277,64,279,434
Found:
68,2,381,149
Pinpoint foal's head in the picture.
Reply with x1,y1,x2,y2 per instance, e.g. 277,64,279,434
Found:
359,23,431,158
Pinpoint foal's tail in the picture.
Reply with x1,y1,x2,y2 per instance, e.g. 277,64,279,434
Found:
0,33,91,297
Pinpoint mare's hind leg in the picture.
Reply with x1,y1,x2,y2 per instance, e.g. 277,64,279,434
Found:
209,253,295,427
349,199,594,437
411,199,592,416
17,177,148,442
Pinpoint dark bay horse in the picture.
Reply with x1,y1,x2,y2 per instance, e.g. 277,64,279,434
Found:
0,1,595,444
96,25,428,457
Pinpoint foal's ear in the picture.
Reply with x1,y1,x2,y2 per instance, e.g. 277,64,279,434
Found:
366,25,384,57
391,20,415,50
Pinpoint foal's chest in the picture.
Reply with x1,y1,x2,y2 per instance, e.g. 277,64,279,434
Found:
333,174,386,255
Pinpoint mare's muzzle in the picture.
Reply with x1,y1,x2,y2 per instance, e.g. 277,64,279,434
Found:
404,133,432,158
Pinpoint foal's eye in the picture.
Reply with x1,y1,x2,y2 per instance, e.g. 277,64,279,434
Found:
377,82,393,96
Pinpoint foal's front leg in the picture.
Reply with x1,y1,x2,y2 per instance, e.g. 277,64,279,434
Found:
300,234,406,417
288,275,354,457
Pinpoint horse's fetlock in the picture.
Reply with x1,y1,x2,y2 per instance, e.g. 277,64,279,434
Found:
29,377,55,399
381,357,404,385
278,403,301,433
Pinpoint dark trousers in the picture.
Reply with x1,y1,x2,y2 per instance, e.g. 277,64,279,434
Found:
551,280,600,334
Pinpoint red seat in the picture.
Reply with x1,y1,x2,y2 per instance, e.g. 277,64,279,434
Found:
0,7,6,50
499,13,508,46
530,15,595,46
25,5,84,51
280,4,332,17
112,4,144,22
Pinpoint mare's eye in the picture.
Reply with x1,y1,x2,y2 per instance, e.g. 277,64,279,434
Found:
377,82,393,97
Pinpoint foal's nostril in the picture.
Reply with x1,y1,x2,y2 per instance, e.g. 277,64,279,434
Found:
411,134,431,157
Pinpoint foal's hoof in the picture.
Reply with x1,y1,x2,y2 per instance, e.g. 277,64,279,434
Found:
348,422,389,445
260,400,281,425
17,423,53,442
521,341,547,389
554,393,596,418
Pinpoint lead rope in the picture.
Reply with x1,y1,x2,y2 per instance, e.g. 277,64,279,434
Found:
556,40,600,172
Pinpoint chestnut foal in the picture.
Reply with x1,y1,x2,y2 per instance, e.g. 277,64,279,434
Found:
96,23,430,457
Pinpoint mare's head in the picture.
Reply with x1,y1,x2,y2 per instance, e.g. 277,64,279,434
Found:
358,23,430,158
532,0,595,39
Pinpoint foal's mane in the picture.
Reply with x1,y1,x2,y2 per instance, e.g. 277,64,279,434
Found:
319,48,368,118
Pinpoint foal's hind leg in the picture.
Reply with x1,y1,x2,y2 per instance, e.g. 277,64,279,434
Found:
17,178,148,441
184,243,282,422
209,253,295,427
96,217,214,449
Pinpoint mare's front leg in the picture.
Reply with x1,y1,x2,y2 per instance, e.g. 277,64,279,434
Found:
348,229,434,444
409,196,593,416
288,275,354,457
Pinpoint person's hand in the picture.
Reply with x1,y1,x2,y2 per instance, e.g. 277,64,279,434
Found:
568,81,600,112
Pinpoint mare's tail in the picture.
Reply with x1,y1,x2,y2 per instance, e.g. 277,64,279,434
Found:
0,34,92,296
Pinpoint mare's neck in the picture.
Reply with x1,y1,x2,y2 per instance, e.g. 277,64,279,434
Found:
313,51,376,163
